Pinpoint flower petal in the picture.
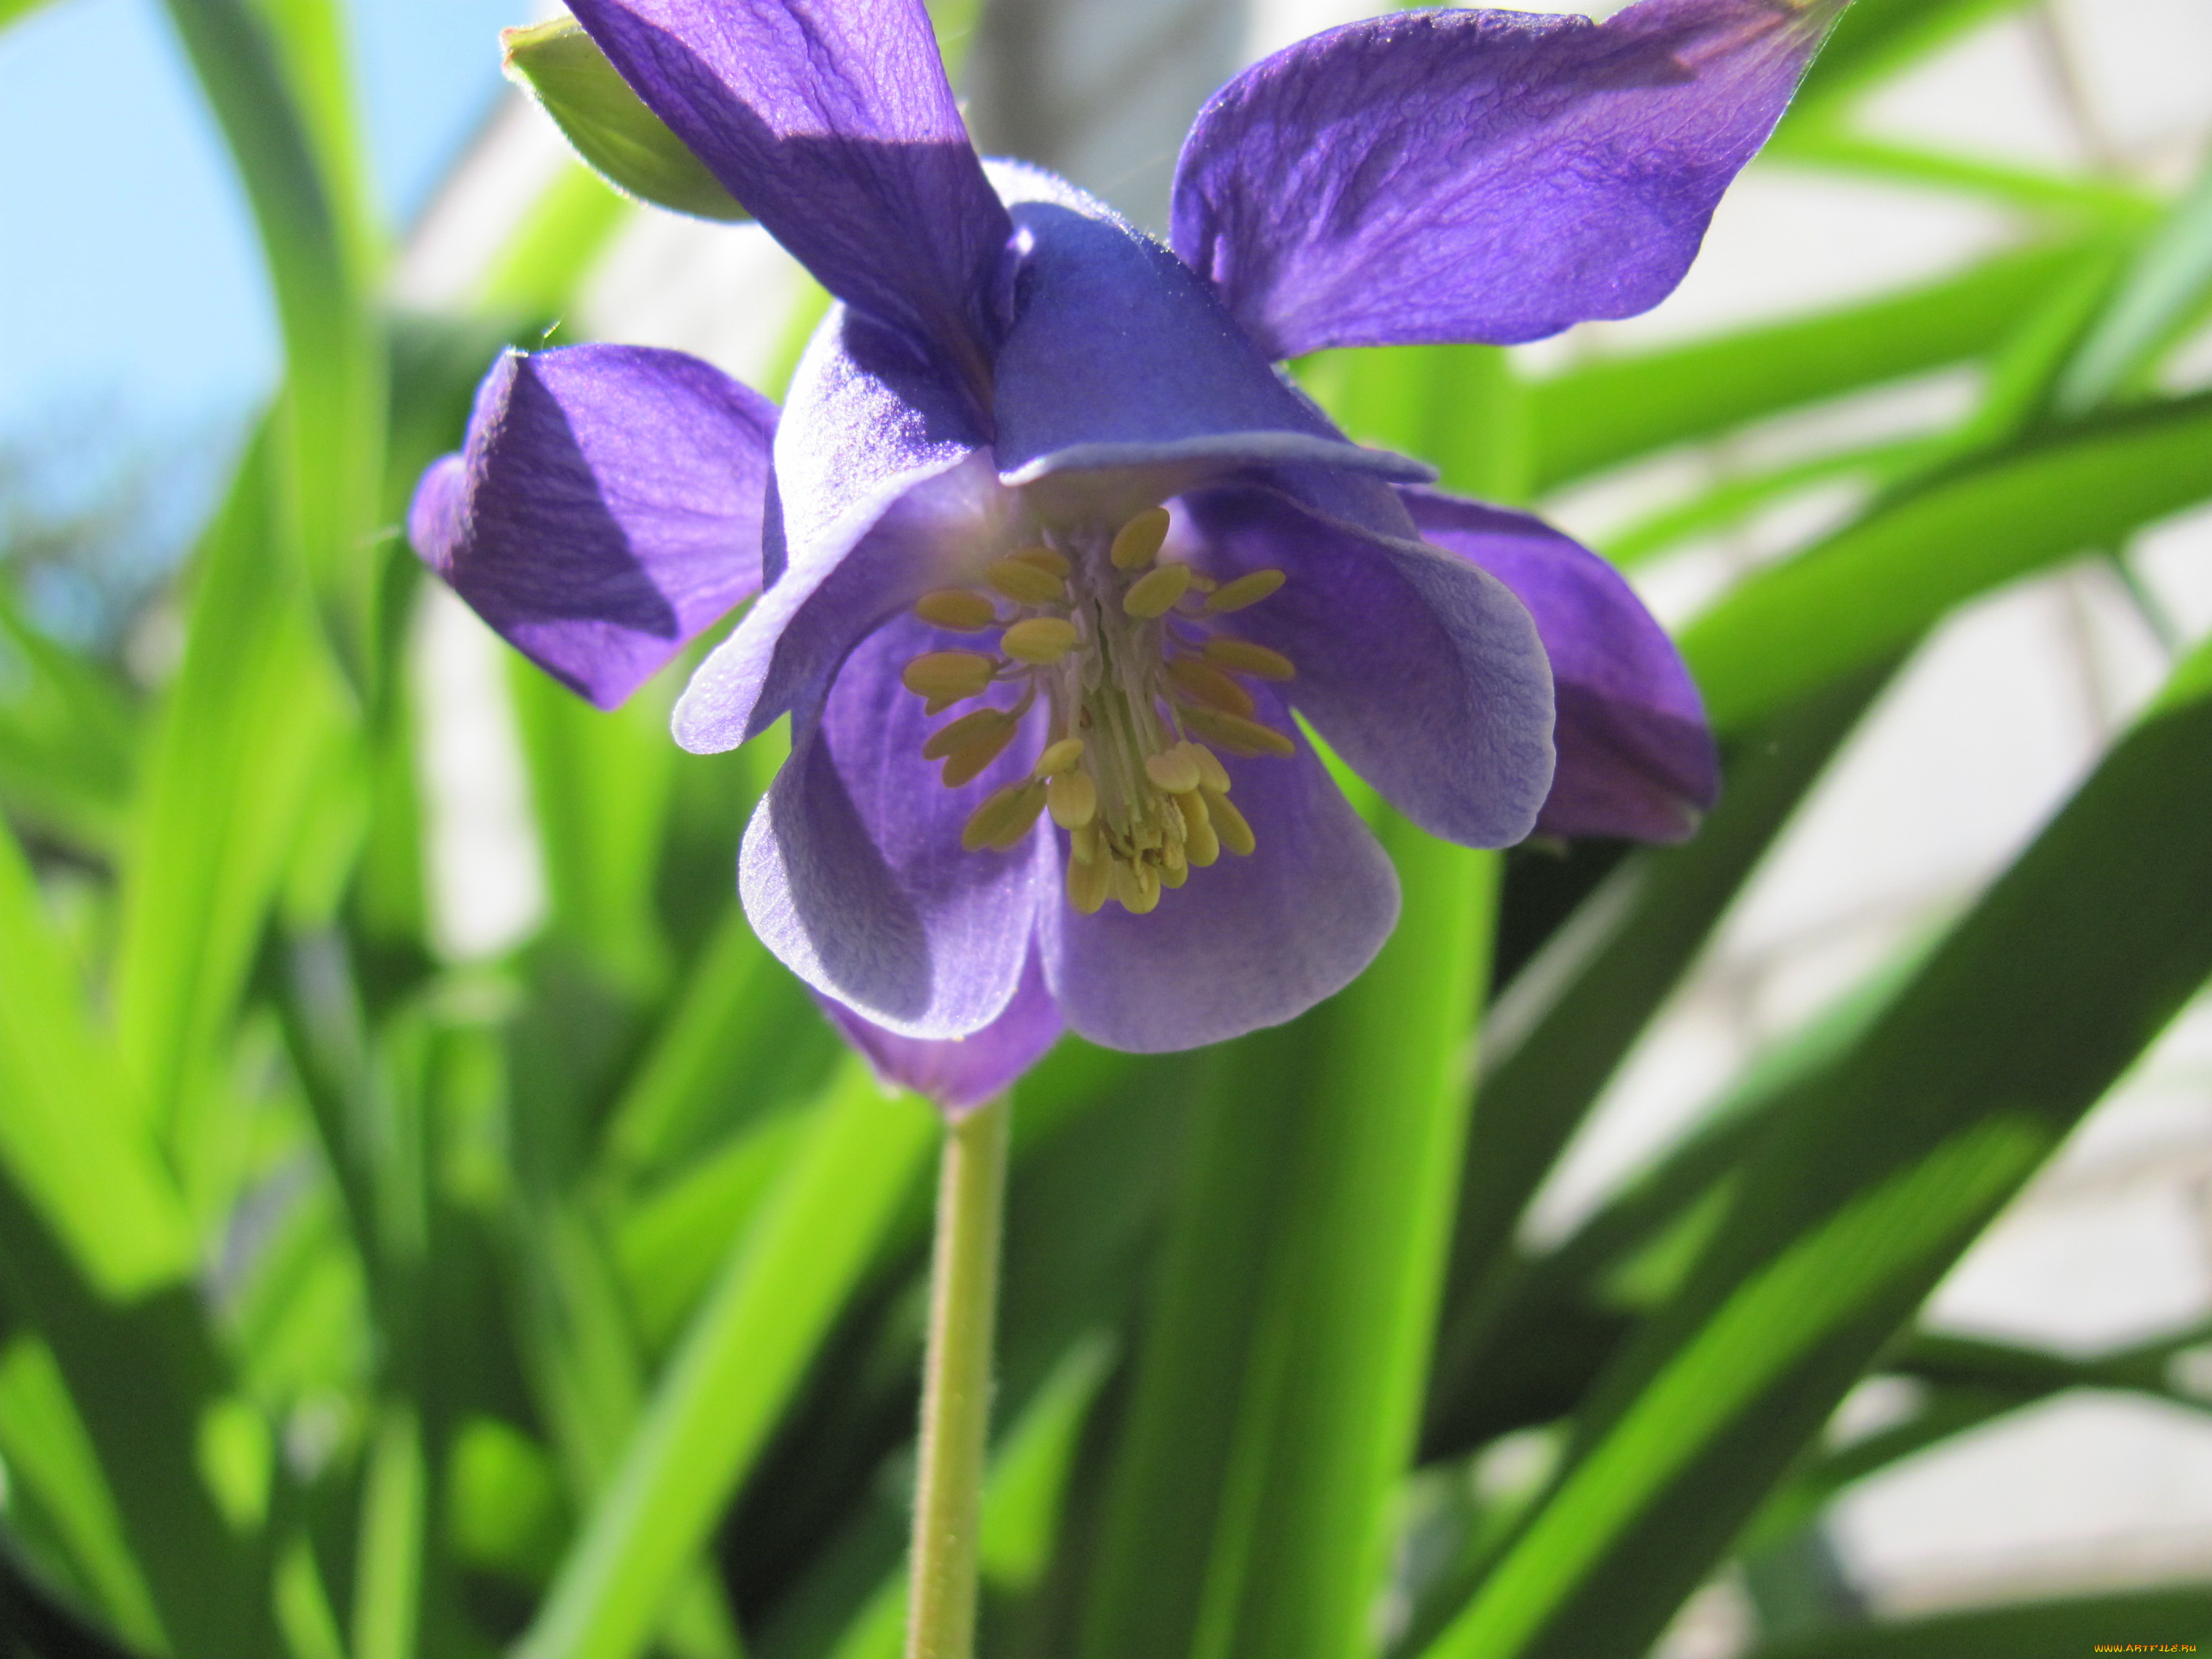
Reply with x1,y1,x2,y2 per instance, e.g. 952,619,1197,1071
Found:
740,615,1052,1041
991,181,1430,521
410,344,776,710
1403,487,1718,842
1170,0,1844,358
1182,485,1555,848
672,306,1016,753
1041,695,1399,1053
817,946,1060,1116
568,0,1009,383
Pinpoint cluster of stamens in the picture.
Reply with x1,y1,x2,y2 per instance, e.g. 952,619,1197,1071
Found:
898,505,1299,917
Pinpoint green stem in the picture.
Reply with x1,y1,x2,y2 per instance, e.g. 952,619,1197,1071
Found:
906,1093,1013,1659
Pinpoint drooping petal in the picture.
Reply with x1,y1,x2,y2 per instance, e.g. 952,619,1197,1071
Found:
1042,699,1398,1053
990,181,1430,524
568,0,1009,386
410,345,776,710
1404,487,1718,842
817,947,1060,1116
1181,485,1555,849
1170,0,1844,359
740,615,1052,1041
672,306,1018,753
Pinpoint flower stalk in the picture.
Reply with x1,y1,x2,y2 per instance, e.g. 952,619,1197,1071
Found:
906,1092,1013,1659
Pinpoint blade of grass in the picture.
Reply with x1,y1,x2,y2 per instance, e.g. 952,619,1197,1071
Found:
1422,631,2212,1659
1744,1586,2212,1659
520,1059,937,1659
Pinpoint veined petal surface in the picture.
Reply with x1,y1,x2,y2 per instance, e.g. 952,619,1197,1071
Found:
409,344,775,710
569,0,1010,383
1171,0,1844,358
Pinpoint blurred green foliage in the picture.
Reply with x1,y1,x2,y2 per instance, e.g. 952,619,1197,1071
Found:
2,2,2210,1657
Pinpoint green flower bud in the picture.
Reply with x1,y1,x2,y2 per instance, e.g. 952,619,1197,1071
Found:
501,18,749,223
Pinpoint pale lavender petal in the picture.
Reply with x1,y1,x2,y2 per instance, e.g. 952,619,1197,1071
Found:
740,615,1053,1040
1183,485,1555,848
1404,487,1718,842
1171,0,1844,359
991,183,1430,518
568,0,1009,384
672,306,1015,753
818,947,1060,1115
1041,694,1399,1053
410,345,776,710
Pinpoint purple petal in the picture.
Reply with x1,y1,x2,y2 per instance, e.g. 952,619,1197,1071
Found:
1041,696,1399,1053
817,947,1061,1116
1171,0,1844,359
1404,487,1717,842
1183,485,1555,848
673,306,1013,753
410,345,776,710
740,615,1052,1040
568,0,1009,386
990,179,1430,518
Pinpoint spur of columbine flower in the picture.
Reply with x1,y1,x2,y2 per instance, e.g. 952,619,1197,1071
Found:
412,0,1843,1057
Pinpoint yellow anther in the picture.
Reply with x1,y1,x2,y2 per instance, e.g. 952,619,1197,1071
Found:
902,650,995,700
914,588,997,632
961,781,1046,852
1070,822,1101,866
1190,744,1232,794
1144,745,1202,795
1046,769,1097,828
1166,656,1257,718
921,707,1014,761
1123,562,1191,620
1002,617,1079,663
1009,545,1071,579
1185,812,1221,867
1203,636,1295,679
1034,737,1086,778
1207,569,1286,613
987,558,1067,605
1181,705,1295,758
942,722,1018,787
1111,859,1161,915
1067,850,1112,914
925,693,964,717
1202,786,1254,857
1110,506,1172,570
1159,855,1189,889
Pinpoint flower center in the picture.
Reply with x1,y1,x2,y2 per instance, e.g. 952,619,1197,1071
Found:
899,506,1298,917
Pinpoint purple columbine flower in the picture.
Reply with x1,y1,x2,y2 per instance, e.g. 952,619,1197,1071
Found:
412,0,1840,1066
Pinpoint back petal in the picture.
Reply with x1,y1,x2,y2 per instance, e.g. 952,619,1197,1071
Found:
816,946,1061,1115
410,344,775,710
1171,0,1844,359
569,0,1010,390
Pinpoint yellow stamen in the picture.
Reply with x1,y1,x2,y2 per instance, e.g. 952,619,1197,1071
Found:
1207,569,1286,613
914,588,997,632
903,650,995,700
1159,844,1189,888
1001,617,1079,663
1123,562,1191,619
1166,657,1256,717
1110,507,1172,570
1202,786,1254,856
961,781,1046,851
1034,737,1085,778
1009,545,1071,578
1046,770,1097,828
987,558,1066,605
1111,859,1161,915
1203,636,1296,679
1070,822,1101,865
1185,812,1221,867
921,707,1014,761
1190,744,1232,794
1144,746,1202,795
942,722,1017,787
925,693,965,717
1067,851,1111,914
1181,705,1295,757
